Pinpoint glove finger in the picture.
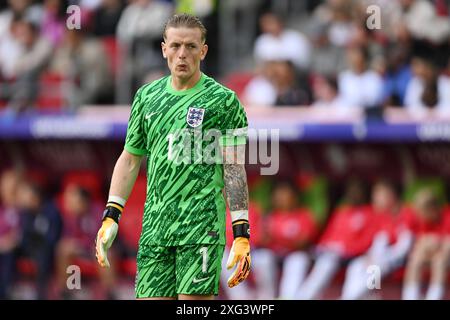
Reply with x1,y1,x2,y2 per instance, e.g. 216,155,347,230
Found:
226,250,238,270
96,232,110,268
95,232,103,262
227,255,251,288
98,241,110,268
227,266,239,288
103,226,113,246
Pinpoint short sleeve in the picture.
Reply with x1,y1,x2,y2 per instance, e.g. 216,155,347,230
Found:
219,92,248,147
124,87,147,156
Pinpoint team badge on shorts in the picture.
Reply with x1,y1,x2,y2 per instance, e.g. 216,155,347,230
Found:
186,107,205,128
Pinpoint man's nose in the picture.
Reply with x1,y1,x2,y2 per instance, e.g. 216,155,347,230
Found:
178,46,187,59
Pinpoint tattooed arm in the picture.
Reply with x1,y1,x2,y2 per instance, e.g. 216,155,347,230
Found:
223,144,249,212
222,144,251,288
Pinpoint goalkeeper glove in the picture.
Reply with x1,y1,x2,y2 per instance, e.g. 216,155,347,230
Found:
95,204,121,268
226,222,251,288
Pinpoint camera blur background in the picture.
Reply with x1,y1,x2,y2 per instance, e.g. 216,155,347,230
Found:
1,0,450,300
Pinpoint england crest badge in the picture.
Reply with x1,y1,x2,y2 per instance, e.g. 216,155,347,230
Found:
186,107,205,128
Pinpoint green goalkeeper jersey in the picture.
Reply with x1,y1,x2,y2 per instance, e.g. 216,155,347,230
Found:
124,73,248,247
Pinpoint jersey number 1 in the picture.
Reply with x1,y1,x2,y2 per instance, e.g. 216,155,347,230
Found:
200,247,208,273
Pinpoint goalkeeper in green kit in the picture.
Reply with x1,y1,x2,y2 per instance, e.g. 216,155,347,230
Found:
95,13,251,300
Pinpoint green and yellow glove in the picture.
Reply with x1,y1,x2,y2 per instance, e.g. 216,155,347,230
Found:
226,221,251,288
95,204,122,268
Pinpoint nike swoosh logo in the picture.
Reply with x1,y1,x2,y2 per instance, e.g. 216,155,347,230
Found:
192,277,209,284
145,112,158,119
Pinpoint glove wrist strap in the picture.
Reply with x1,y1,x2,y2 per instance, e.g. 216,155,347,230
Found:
102,205,122,224
232,221,250,239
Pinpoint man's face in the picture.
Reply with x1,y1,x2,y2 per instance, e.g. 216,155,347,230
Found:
372,184,396,212
162,27,208,80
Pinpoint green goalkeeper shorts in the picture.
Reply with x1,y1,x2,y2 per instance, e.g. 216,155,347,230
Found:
135,243,225,298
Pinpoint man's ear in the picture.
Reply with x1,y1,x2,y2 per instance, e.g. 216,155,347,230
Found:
161,41,167,59
200,44,208,61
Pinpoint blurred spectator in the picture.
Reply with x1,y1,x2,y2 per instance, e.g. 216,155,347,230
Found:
55,184,117,299
40,0,68,48
338,46,383,109
243,60,312,107
272,60,312,106
116,0,173,101
295,179,376,300
0,14,23,80
0,0,42,38
312,74,346,109
402,188,450,300
398,0,450,44
382,44,413,106
0,18,52,112
404,54,450,117
0,169,22,299
92,0,125,37
254,11,312,71
242,61,277,107
308,0,357,75
117,0,173,47
13,18,52,78
15,179,62,299
251,179,319,299
322,0,357,48
346,22,385,70
50,28,113,108
341,180,413,300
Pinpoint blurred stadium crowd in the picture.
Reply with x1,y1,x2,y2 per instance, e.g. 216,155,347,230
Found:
1,0,450,300
0,0,449,114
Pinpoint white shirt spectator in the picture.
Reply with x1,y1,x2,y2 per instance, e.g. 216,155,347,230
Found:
254,30,311,70
338,70,383,108
402,0,450,44
243,76,277,107
117,0,173,43
405,75,450,117
0,10,12,39
327,22,356,47
0,33,24,78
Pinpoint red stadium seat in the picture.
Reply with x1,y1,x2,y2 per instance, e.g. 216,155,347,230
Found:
119,258,137,277
101,37,121,79
36,72,65,111
116,175,145,278
16,258,38,277
119,175,146,251
72,257,99,278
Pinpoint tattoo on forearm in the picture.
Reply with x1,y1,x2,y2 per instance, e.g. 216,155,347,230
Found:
223,164,249,211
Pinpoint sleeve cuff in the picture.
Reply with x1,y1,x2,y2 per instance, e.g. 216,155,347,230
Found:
124,144,147,156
